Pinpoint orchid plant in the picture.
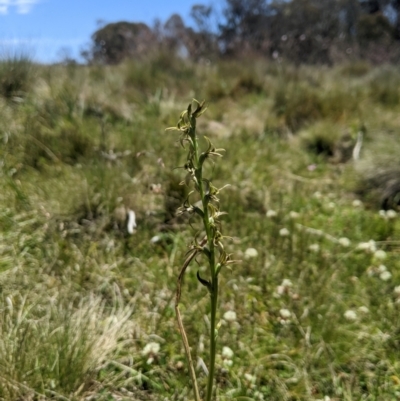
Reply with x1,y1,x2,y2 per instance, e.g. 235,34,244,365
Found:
167,100,235,401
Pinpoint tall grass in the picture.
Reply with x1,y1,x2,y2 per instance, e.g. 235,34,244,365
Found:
0,52,35,99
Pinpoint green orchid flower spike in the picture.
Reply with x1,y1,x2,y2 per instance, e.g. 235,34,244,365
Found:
167,100,236,401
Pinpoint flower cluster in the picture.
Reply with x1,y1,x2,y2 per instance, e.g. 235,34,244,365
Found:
167,100,235,286
221,346,234,367
142,342,160,364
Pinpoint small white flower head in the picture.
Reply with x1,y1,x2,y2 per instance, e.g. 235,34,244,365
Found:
223,359,233,367
338,237,351,247
380,270,392,281
358,306,369,314
309,243,320,253
357,240,376,253
289,211,300,219
357,242,370,251
266,209,277,218
142,342,160,356
222,346,234,359
373,250,387,261
352,199,363,208
380,209,398,220
344,310,357,321
223,310,237,322
244,248,258,259
377,264,387,273
394,286,400,296
279,308,291,319
276,279,293,296
276,285,285,296
279,228,290,237
281,279,293,288
313,191,322,199
386,209,397,219
327,202,336,209
244,373,256,384
368,240,377,253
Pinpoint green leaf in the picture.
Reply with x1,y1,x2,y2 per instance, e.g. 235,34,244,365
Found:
197,271,212,292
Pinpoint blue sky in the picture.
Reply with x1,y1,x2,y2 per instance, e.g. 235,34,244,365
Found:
0,0,215,63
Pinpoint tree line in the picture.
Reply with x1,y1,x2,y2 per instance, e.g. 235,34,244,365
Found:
82,0,400,65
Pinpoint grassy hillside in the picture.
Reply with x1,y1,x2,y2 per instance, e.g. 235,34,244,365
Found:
0,55,400,401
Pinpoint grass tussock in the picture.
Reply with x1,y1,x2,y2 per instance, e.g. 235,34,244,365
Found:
0,57,399,400
0,53,35,99
0,291,133,400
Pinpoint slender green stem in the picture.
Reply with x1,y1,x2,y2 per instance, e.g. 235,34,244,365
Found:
206,277,218,401
189,115,218,401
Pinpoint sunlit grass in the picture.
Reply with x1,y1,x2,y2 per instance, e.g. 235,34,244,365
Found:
0,56,399,400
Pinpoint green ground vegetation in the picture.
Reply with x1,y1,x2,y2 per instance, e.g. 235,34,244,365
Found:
0,55,400,401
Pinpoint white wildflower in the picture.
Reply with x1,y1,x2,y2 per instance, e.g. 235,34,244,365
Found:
368,240,377,253
266,209,277,218
313,191,322,199
386,209,397,219
276,279,293,296
244,248,258,259
394,286,400,296
377,264,387,273
222,346,234,359
327,202,335,209
309,243,320,252
223,310,237,322
358,306,369,314
380,209,397,220
289,211,300,219
281,279,293,288
373,250,387,261
276,285,286,296
244,373,256,384
279,228,290,237
344,310,357,321
352,199,363,208
223,359,233,367
142,342,160,356
338,237,351,247
357,242,369,251
380,271,392,281
279,308,291,319
357,240,376,253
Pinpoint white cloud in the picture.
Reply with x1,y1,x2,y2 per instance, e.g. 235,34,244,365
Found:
16,0,39,14
0,1,11,15
0,37,85,46
0,0,40,14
